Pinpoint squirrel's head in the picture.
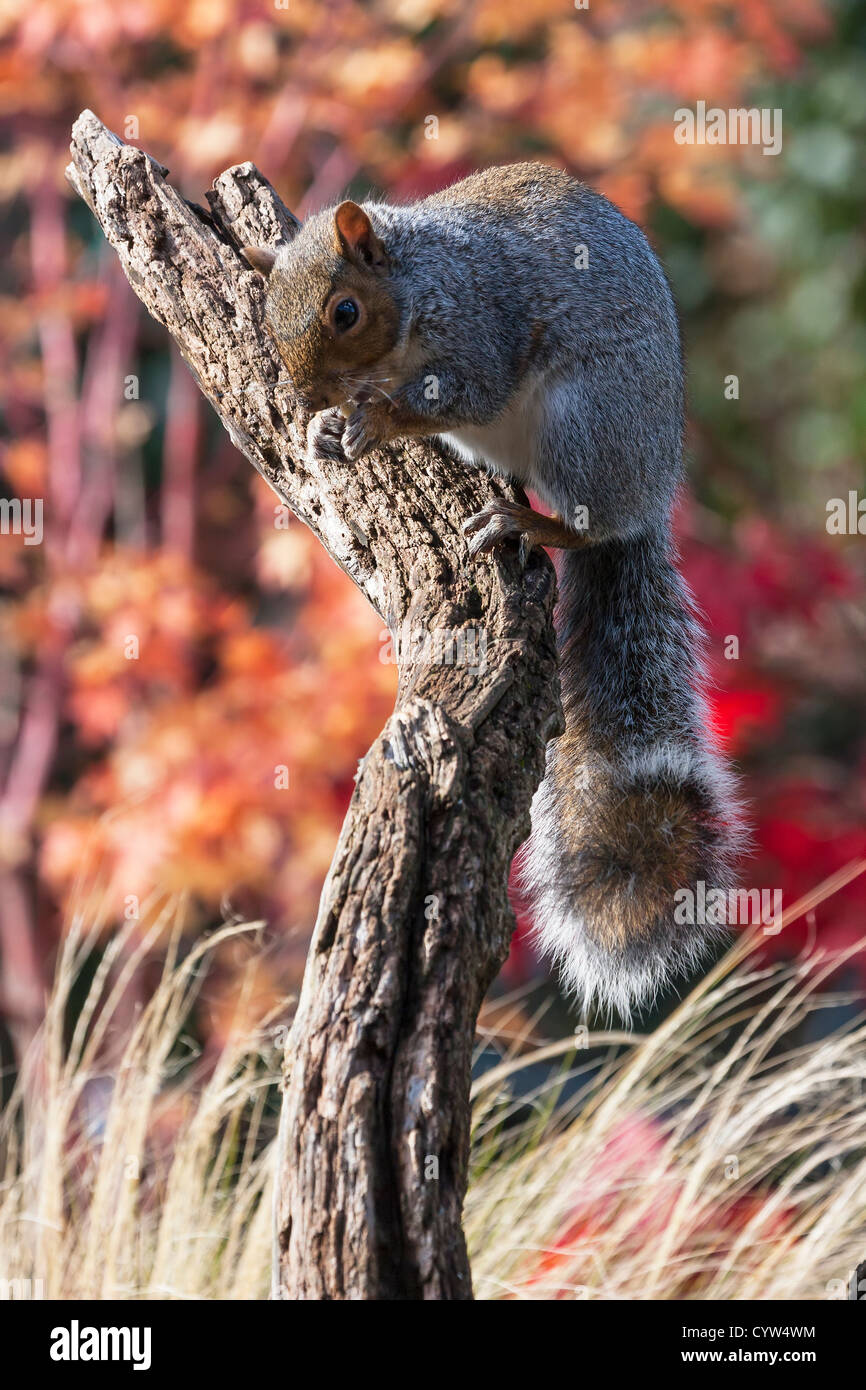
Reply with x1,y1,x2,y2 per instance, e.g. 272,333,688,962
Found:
244,202,400,412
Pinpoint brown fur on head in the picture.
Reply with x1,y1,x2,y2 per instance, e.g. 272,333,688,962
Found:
243,201,400,412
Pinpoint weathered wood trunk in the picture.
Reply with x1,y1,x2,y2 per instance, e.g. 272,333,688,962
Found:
67,110,562,1299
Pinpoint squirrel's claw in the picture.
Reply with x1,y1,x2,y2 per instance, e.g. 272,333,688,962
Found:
308,408,348,464
342,405,379,461
463,500,533,560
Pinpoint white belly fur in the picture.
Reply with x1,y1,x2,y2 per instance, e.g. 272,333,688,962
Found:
440,373,545,485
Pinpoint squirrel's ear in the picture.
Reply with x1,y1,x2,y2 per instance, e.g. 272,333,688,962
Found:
242,246,277,277
333,201,388,270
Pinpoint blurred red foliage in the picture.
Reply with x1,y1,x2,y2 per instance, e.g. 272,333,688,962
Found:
518,1114,798,1298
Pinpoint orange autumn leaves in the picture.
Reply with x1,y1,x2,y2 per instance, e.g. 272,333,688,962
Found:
0,0,830,223
28,526,396,933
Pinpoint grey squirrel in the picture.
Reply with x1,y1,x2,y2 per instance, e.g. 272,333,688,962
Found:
244,162,743,1019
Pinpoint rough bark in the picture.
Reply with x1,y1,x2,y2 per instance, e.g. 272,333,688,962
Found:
67,110,562,1300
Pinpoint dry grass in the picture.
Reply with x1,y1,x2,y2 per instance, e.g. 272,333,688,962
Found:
1,868,864,1300
0,900,277,1300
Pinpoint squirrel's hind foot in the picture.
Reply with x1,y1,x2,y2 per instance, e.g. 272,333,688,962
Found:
463,499,587,559
463,499,537,561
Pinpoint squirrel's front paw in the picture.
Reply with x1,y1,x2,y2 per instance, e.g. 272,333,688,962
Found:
463,500,532,559
342,404,382,461
308,408,349,464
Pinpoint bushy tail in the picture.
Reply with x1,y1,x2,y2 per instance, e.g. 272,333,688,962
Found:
521,523,744,1020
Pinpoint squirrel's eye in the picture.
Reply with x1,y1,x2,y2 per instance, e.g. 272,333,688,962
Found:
333,298,359,332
